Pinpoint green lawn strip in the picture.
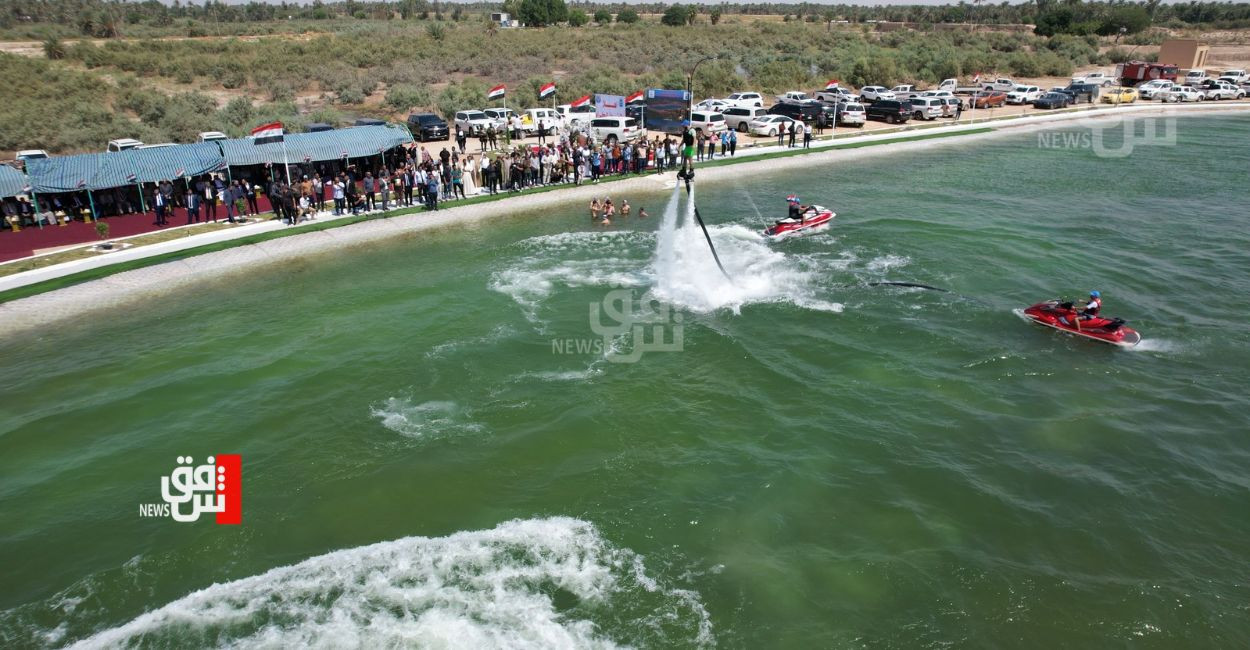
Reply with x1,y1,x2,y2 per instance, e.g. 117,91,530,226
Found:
0,126,992,305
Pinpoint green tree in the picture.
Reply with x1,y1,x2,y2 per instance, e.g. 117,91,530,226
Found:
568,9,589,26
661,5,691,27
616,9,640,24
1098,5,1152,36
594,9,612,23
710,8,722,25
518,0,568,27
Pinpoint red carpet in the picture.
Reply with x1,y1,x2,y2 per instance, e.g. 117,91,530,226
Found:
0,198,278,263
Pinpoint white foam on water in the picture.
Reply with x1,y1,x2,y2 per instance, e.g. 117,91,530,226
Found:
489,259,647,322
64,518,713,650
370,397,484,439
426,324,516,359
1129,338,1181,354
650,185,837,314
865,254,911,273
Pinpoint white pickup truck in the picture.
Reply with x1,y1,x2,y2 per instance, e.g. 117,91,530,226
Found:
890,85,924,101
813,87,859,104
936,78,982,94
980,78,1018,92
776,91,817,105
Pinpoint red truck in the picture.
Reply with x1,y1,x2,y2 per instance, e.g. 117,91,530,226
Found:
1116,61,1179,86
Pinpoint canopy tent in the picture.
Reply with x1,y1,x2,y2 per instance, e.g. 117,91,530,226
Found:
26,143,228,193
0,165,29,199
218,125,414,167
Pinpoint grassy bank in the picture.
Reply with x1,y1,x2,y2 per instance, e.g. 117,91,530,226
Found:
0,126,990,304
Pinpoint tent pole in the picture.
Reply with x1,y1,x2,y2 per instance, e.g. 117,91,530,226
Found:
86,190,98,223
30,190,43,230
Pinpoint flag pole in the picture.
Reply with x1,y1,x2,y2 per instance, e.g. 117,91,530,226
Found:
282,138,292,185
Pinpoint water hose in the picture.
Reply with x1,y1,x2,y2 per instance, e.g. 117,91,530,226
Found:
678,170,731,281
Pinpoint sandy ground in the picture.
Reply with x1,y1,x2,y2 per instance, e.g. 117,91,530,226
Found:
1,102,1245,335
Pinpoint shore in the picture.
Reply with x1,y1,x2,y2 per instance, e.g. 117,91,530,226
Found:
2,102,1246,333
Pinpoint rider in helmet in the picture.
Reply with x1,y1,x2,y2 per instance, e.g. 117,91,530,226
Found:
786,195,803,222
1079,290,1101,320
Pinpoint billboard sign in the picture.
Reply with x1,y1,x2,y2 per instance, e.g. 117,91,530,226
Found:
595,94,626,117
643,89,691,135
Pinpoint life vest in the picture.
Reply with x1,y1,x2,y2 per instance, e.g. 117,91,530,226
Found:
1084,298,1101,316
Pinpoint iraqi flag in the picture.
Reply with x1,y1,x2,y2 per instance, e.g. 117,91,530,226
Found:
570,94,591,108
625,90,643,104
487,84,506,100
824,79,840,90
251,121,284,145
538,82,557,99
972,72,982,83
126,172,137,183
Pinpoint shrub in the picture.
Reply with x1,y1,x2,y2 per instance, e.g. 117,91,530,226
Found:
616,9,640,24
661,5,692,27
385,84,432,111
593,9,611,24
43,36,66,60
426,22,446,40
518,0,568,27
568,10,588,27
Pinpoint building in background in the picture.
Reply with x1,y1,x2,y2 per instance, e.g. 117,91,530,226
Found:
1157,39,1211,72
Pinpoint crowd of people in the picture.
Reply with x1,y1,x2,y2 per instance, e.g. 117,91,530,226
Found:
3,122,750,233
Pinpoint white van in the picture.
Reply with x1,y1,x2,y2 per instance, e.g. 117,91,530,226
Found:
199,131,228,142
107,138,144,152
521,108,563,136
589,116,643,145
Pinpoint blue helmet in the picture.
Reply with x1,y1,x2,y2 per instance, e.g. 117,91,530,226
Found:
1090,290,1100,298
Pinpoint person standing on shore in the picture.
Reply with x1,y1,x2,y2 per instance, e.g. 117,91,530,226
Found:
777,124,785,148
788,120,798,148
803,122,812,149
728,129,737,156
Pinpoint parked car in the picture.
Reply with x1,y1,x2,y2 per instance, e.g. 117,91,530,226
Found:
521,108,563,135
890,84,924,101
937,78,983,94
407,113,450,141
1032,92,1071,110
724,91,765,108
1136,80,1174,100
766,102,821,123
354,118,386,127
136,143,176,150
1183,70,1210,86
748,114,797,137
775,90,817,105
1071,71,1113,86
971,90,1007,108
864,100,912,124
689,111,728,136
305,123,334,133
722,106,767,132
859,86,895,102
454,110,493,135
1161,85,1205,103
556,103,597,128
1200,81,1246,100
1058,83,1100,104
1005,85,1043,104
1220,69,1249,84
106,138,143,152
198,131,227,142
483,107,516,130
919,89,962,107
16,149,48,161
907,97,944,120
695,98,730,111
837,102,866,126
937,97,962,117
981,78,1018,92
814,87,859,104
1100,87,1138,104
589,116,642,145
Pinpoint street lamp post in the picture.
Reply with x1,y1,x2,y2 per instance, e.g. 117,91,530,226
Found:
686,55,718,115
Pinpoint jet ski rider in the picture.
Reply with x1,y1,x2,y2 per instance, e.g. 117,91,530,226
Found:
1079,291,1101,320
784,195,811,224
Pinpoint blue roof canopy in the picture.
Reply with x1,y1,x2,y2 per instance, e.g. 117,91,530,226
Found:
0,165,29,199
219,125,414,167
26,143,227,193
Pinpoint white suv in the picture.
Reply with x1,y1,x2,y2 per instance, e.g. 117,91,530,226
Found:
454,110,493,135
838,103,866,126
557,104,597,129
908,97,944,120
689,111,728,136
859,86,895,102
724,91,764,108
1006,85,1042,104
721,106,766,132
483,107,516,130
589,116,643,145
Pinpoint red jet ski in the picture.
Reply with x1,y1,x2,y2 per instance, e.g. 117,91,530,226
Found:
1022,299,1141,347
763,205,835,240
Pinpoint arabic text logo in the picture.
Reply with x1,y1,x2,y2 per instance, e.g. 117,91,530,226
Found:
549,289,683,363
140,455,242,524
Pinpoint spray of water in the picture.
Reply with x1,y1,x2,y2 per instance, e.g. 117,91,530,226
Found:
649,185,841,314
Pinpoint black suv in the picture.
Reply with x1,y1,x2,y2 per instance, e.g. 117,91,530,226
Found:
1058,83,1098,104
407,113,450,142
864,100,912,124
766,102,822,123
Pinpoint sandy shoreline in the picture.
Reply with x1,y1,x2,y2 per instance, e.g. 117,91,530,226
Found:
1,103,1246,333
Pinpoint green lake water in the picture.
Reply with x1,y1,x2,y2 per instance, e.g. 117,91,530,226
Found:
2,114,1248,648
